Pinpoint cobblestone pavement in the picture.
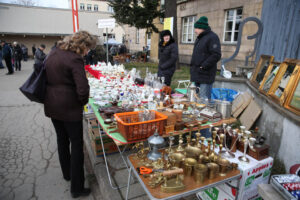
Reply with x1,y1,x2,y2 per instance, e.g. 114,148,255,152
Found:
0,60,94,200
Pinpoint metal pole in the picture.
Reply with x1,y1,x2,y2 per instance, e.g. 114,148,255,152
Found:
106,28,109,64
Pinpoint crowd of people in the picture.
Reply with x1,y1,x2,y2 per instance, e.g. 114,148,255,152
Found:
0,40,48,75
0,41,30,74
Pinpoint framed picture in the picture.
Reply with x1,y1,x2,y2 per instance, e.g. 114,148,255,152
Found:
268,59,300,105
259,61,281,95
250,55,274,88
284,68,300,115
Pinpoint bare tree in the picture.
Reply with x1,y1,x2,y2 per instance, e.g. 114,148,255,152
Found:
12,0,37,6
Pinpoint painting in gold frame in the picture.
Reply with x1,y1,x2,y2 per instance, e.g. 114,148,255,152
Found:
258,61,281,95
250,55,274,88
284,69,300,115
267,59,300,105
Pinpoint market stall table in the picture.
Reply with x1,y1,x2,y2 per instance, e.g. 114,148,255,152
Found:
125,153,242,200
88,98,237,190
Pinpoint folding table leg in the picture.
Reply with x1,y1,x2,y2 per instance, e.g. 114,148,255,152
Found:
98,125,128,190
126,167,132,200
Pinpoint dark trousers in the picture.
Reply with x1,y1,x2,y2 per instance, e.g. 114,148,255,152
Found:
15,59,21,71
4,57,13,74
51,119,85,193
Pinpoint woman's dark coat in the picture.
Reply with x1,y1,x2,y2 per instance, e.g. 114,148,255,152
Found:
190,28,221,84
158,32,178,86
44,48,90,122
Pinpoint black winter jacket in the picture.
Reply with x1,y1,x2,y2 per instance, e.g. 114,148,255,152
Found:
2,44,11,59
13,45,23,60
190,28,221,84
158,39,178,84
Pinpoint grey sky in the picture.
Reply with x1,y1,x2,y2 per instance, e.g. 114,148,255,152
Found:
0,0,70,8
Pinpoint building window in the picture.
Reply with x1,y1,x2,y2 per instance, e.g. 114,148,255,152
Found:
108,5,114,13
87,4,92,11
136,29,140,44
80,3,85,10
181,16,196,43
108,34,115,39
94,5,98,11
223,7,243,43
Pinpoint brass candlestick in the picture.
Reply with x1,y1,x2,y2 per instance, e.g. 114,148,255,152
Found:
207,138,212,155
219,126,235,158
238,131,255,163
195,132,201,148
200,136,206,152
219,134,224,153
197,121,202,134
212,131,217,149
176,133,185,153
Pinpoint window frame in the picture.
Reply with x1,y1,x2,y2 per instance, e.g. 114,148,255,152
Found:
87,4,92,11
223,7,243,44
94,4,98,11
181,15,196,44
108,5,114,13
80,3,85,10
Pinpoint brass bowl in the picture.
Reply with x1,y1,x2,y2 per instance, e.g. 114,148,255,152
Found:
170,152,185,161
185,146,202,158
184,158,197,166
218,158,230,166
169,152,185,168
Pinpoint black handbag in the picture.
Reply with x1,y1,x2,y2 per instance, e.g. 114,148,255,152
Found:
19,62,47,103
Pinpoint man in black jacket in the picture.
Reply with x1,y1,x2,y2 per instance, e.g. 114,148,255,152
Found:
34,44,46,65
13,41,23,71
158,30,178,86
1,40,14,75
190,16,221,99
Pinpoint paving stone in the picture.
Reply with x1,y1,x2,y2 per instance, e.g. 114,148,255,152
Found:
12,178,23,188
14,183,33,200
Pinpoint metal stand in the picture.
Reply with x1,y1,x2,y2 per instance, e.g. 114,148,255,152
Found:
98,123,132,189
125,167,132,200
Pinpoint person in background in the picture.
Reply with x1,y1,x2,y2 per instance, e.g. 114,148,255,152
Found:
21,44,28,61
34,44,46,65
32,44,36,58
190,16,221,100
44,30,97,198
51,42,57,50
13,41,23,71
1,40,14,75
0,45,4,69
157,30,178,86
190,16,221,138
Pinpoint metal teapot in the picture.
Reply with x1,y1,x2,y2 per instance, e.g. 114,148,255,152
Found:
186,82,200,103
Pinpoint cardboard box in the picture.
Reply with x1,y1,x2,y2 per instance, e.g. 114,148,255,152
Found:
197,186,234,200
232,92,253,118
217,151,273,200
239,99,262,130
89,128,118,157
